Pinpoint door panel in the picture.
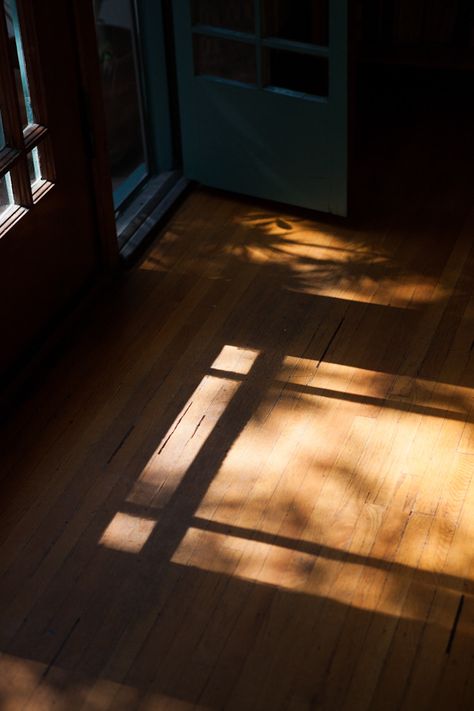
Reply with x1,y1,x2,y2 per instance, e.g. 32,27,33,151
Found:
173,0,348,215
0,0,100,379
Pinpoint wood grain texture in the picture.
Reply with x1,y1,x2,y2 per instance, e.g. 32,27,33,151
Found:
1,80,474,710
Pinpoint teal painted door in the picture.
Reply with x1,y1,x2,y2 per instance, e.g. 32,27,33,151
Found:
173,1,348,216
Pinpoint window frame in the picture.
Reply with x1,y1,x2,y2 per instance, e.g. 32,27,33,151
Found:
0,0,54,233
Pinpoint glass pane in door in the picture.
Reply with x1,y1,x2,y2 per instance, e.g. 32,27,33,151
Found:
27,147,41,184
0,112,5,149
95,0,148,209
191,0,255,33
263,0,329,46
4,0,35,127
0,174,13,217
194,35,257,84
263,49,329,97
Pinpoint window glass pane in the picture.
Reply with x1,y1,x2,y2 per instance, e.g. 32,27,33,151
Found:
192,0,255,33
4,0,34,127
0,112,5,149
27,147,41,185
263,0,329,46
263,49,329,97
194,35,257,84
95,0,149,209
0,173,14,217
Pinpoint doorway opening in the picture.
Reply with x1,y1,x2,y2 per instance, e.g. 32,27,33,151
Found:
91,3,474,258
93,0,188,257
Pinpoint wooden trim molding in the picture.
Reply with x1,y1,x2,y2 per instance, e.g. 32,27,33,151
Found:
71,0,120,271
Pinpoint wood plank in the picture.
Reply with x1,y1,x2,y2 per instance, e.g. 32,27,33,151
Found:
1,85,474,709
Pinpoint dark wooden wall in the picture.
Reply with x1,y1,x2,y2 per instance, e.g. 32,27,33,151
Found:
359,1,474,49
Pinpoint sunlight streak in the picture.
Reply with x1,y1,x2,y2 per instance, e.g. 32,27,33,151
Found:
279,357,471,415
211,344,260,374
171,528,465,622
99,512,157,553
124,347,260,509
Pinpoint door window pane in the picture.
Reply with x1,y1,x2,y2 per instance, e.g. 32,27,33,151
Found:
0,174,13,217
1,1,53,216
194,35,257,84
26,139,52,189
263,48,329,97
263,0,329,46
0,112,5,149
95,0,148,209
27,147,40,184
192,0,255,33
4,0,35,127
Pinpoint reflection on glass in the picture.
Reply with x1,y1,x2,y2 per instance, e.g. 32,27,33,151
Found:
27,147,41,185
0,112,5,149
194,35,257,84
94,0,148,209
4,0,34,127
263,49,328,97
192,0,255,33
263,0,329,46
0,174,13,218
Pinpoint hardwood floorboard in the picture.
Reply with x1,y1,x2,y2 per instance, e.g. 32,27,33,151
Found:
2,89,474,709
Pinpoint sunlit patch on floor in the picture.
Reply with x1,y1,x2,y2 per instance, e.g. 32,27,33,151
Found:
171,525,468,624
124,347,261,510
211,344,260,374
99,512,157,553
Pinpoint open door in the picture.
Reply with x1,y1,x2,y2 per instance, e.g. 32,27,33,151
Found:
0,0,104,381
173,0,348,215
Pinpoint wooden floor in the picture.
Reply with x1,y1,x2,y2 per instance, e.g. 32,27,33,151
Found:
2,82,474,709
